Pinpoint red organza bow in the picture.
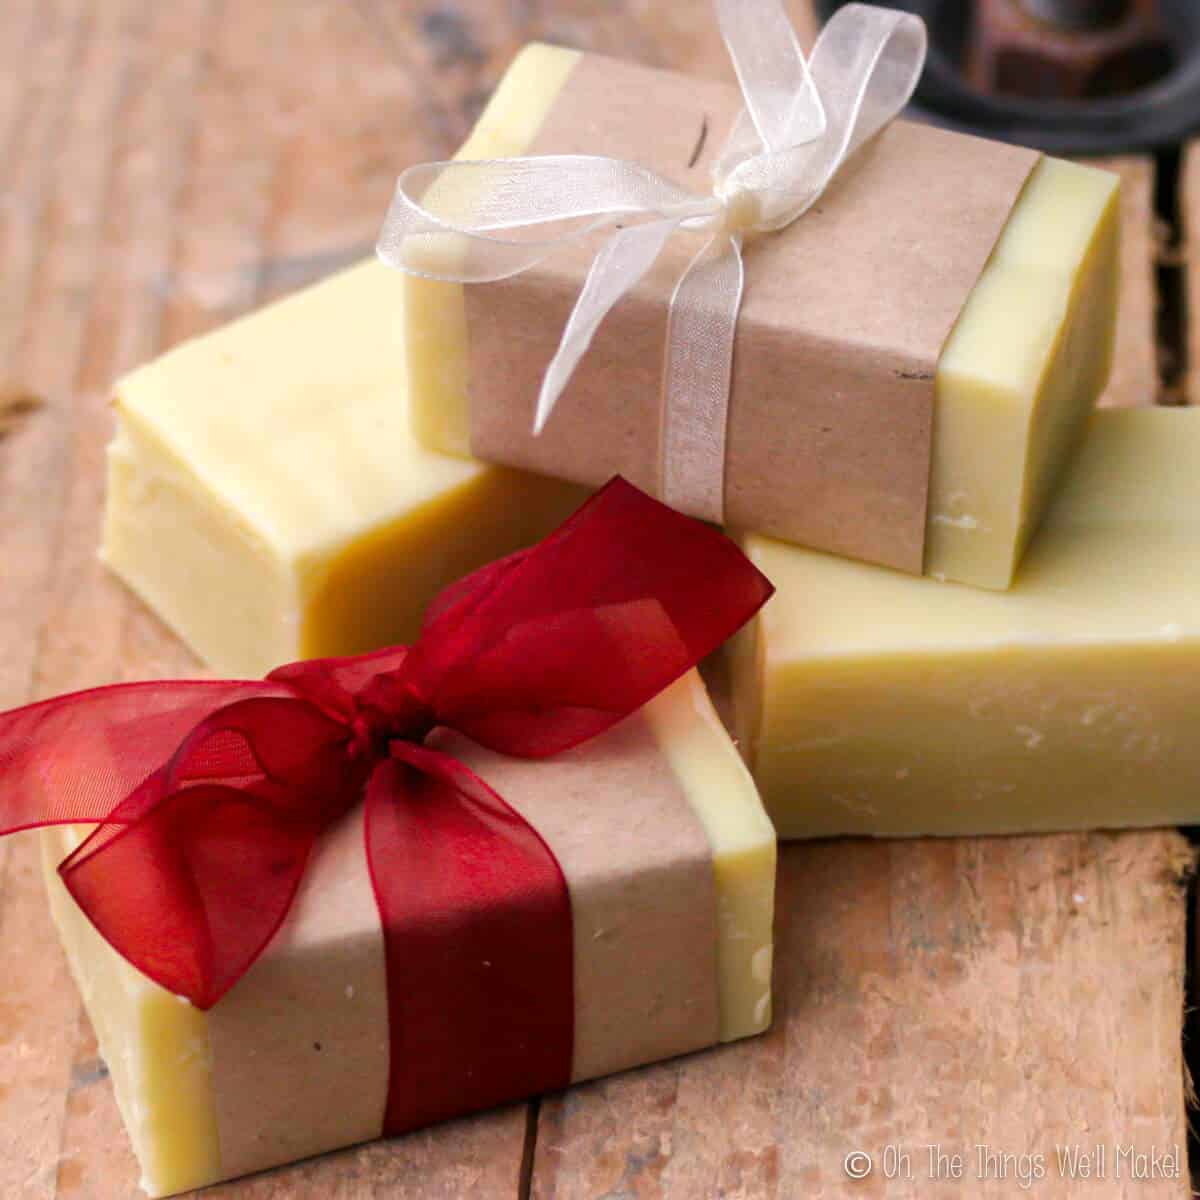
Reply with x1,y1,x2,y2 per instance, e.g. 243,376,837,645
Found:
0,477,772,1131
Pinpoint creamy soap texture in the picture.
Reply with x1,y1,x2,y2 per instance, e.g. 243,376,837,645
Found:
102,261,586,677
732,409,1200,838
44,672,775,1198
403,43,1119,591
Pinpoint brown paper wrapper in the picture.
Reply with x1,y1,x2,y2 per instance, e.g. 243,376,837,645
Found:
464,53,1039,573
207,708,719,1179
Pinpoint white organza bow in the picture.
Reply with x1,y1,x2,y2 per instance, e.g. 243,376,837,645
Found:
377,1,926,523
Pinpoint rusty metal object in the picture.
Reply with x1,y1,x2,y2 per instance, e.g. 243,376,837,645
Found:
1020,0,1130,29
967,0,1172,99
814,0,1200,154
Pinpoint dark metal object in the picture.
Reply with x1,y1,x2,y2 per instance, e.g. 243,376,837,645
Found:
968,0,1170,101
1019,0,1130,30
814,0,1200,155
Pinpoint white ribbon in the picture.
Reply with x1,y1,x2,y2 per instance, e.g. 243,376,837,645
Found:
376,2,926,523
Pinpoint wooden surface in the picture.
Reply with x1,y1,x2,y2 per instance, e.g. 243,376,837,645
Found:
535,835,1193,1199
1097,157,1158,408
0,2,1192,1197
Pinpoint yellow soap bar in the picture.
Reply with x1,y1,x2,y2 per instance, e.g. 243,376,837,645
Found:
42,830,219,1196
732,408,1200,838
404,44,1119,591
646,673,776,1041
102,260,587,677
43,672,775,1198
929,154,1120,588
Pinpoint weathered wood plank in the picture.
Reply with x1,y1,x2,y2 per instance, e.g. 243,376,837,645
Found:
533,834,1192,1199
348,0,808,162
41,5,235,1195
1,4,143,1198
0,0,94,709
1093,157,1159,408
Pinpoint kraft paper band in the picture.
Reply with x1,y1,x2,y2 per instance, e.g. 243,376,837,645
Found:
208,710,719,1178
208,805,389,1178
445,712,720,1085
465,52,1039,573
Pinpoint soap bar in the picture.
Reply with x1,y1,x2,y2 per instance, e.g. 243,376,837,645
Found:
44,672,775,1198
402,44,1119,590
731,408,1200,838
103,260,587,677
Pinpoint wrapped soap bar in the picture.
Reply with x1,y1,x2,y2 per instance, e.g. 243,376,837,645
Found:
44,671,774,1197
731,409,1200,839
399,42,1120,591
5,479,775,1198
103,260,587,677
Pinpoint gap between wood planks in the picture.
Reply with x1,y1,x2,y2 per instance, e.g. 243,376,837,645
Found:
519,1098,540,1200
1154,138,1200,1193
1153,147,1189,405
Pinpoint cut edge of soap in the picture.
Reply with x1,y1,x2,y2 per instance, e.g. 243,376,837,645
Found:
297,465,588,662
1009,167,1121,573
403,42,582,460
41,827,222,1199
751,636,1200,840
926,156,1120,590
101,415,300,677
644,672,776,1043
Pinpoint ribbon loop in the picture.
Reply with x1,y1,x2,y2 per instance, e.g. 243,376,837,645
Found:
377,1,926,525
0,478,773,1012
0,478,773,1135
714,0,824,156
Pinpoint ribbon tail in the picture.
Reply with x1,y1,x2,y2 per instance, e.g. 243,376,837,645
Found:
534,217,680,435
659,234,745,525
365,742,574,1134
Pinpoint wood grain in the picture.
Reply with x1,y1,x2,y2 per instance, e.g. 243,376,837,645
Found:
1095,157,1159,408
2,2,138,1196
533,835,1192,1199
0,2,1187,1198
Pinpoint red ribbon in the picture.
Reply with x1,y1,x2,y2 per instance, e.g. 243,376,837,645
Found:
0,478,772,1133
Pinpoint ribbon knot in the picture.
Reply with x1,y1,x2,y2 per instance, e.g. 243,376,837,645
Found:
0,477,772,1014
346,713,387,762
708,180,762,240
377,1,926,526
0,478,773,1135
352,673,436,754
265,646,436,764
